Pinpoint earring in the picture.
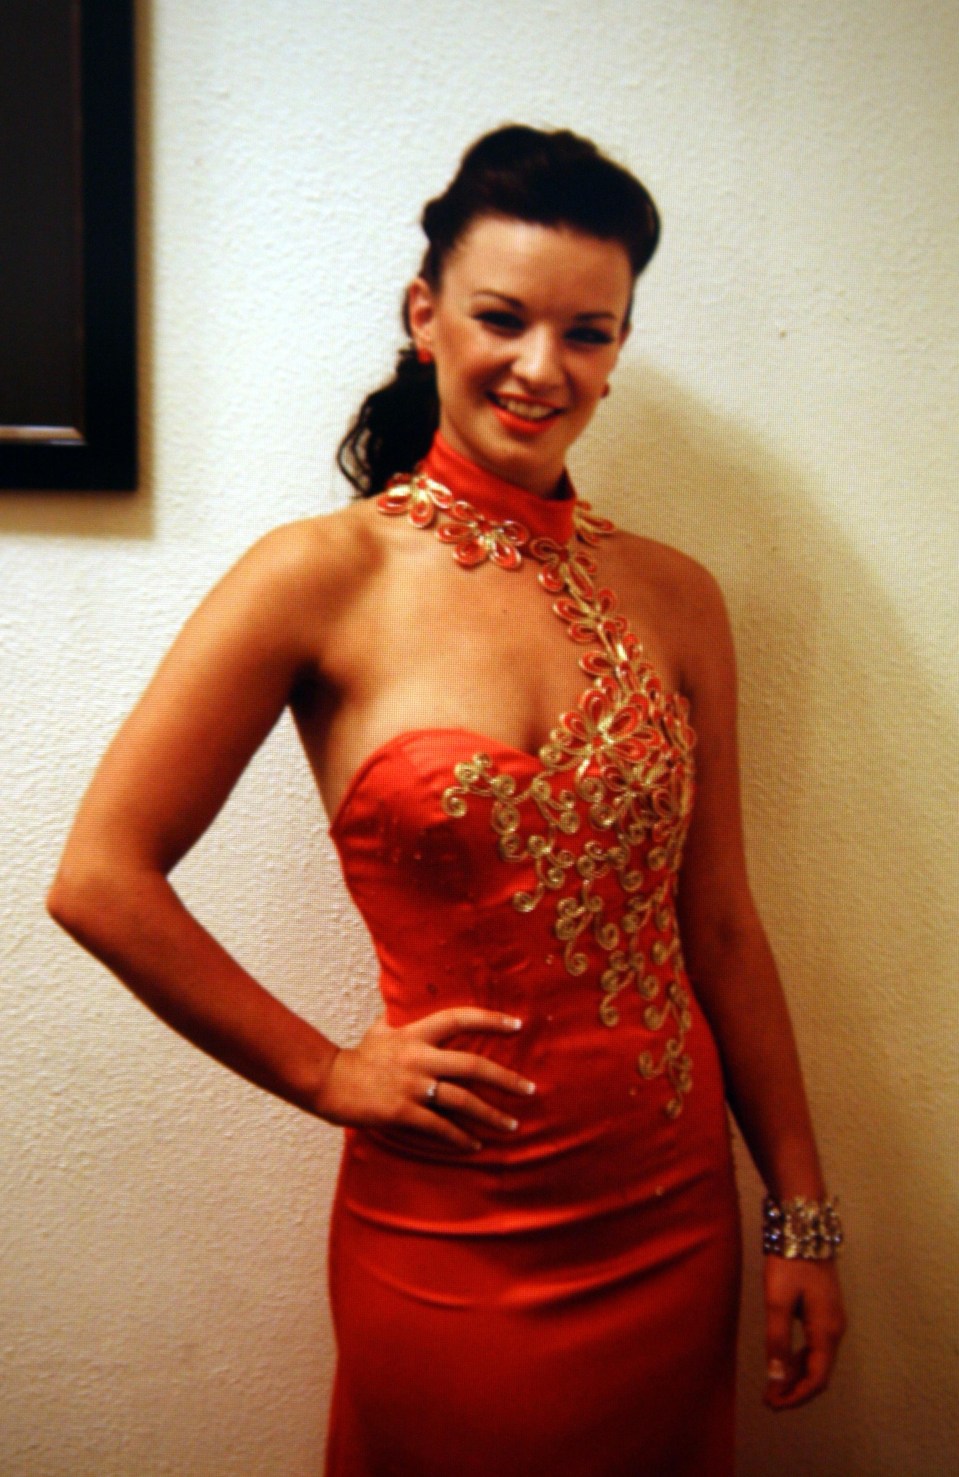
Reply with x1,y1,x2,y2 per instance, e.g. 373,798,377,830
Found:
416,345,433,365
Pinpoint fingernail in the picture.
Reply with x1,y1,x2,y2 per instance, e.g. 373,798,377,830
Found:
522,1080,537,1095
469,1139,483,1152
505,1117,519,1132
506,1016,523,1029
767,1359,787,1381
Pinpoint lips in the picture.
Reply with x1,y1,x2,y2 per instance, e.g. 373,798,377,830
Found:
488,392,564,435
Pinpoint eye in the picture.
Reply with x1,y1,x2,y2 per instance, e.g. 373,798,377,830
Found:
475,310,524,332
567,326,616,345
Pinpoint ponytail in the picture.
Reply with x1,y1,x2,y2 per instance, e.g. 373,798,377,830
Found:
336,345,439,498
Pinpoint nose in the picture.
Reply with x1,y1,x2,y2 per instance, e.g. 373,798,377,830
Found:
513,326,564,392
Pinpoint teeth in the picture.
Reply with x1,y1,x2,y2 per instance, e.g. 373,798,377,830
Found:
494,396,557,421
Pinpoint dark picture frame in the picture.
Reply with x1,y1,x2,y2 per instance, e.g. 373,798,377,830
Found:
0,0,136,491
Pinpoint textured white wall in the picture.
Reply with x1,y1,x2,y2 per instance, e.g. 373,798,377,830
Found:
2,1,956,1473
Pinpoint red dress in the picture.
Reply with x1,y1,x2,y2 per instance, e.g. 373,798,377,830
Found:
324,435,741,1477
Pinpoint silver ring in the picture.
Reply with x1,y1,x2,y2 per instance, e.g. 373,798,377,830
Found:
424,1079,439,1106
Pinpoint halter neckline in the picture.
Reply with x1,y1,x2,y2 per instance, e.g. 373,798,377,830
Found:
420,432,577,547
376,432,612,571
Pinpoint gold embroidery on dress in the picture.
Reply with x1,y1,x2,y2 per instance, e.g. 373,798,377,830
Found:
377,470,531,569
378,470,696,1118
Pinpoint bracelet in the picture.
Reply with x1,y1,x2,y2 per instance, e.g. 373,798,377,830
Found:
762,1194,843,1260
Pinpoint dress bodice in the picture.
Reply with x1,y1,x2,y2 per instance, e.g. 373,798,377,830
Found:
330,434,699,1121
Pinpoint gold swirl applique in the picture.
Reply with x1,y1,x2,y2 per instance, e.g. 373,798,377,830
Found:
378,469,531,569
379,471,696,1118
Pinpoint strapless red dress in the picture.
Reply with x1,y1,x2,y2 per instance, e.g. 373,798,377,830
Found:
324,435,741,1477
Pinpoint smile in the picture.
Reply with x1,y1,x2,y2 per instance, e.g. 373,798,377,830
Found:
488,393,564,432
489,393,561,421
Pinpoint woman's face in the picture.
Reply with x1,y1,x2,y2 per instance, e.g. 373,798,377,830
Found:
407,216,633,497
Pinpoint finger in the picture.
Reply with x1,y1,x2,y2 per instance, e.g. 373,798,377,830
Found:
768,1270,845,1406
430,1047,536,1097
765,1311,843,1410
409,1008,524,1044
764,1295,799,1402
429,1080,521,1134
764,1357,802,1406
404,1105,483,1153
773,1293,845,1407
764,1300,795,1372
766,1346,833,1410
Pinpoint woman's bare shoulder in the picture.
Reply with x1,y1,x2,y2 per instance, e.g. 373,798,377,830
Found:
616,528,724,614
248,497,381,572
613,530,731,691
230,497,386,616
151,500,390,698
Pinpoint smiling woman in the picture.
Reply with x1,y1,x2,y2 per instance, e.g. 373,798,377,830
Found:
48,124,844,1477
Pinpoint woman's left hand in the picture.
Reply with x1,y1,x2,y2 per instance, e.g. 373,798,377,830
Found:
763,1256,847,1409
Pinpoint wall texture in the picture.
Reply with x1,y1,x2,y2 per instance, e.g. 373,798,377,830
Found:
2,2,956,1473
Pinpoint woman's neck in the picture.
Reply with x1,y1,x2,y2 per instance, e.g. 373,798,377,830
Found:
420,432,577,546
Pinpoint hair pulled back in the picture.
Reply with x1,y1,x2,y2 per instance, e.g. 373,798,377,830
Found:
337,125,660,497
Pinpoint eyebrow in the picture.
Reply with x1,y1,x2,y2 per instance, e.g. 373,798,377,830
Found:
471,290,620,323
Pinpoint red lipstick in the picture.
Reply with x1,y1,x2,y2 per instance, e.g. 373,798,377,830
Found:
488,393,562,437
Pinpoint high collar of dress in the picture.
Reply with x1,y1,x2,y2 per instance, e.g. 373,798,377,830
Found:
420,432,577,546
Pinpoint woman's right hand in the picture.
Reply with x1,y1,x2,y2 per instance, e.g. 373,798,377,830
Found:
317,1007,537,1151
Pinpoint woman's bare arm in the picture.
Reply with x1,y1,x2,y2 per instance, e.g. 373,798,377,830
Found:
675,562,822,1195
674,560,846,1407
47,521,346,1110
47,516,533,1144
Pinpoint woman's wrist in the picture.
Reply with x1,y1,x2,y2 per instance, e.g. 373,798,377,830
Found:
759,1132,827,1203
762,1193,843,1260
288,1038,344,1123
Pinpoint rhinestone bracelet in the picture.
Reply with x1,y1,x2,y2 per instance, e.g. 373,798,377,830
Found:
762,1195,843,1260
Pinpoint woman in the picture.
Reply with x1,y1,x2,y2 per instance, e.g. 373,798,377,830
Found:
48,126,845,1476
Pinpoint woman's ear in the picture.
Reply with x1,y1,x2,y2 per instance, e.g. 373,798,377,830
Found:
406,277,437,356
